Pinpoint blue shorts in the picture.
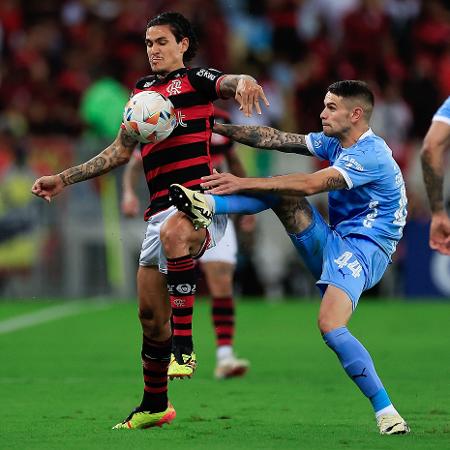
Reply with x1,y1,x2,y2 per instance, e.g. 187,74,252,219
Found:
287,205,389,309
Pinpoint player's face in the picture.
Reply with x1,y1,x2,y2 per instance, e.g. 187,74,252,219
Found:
145,25,188,75
320,92,353,137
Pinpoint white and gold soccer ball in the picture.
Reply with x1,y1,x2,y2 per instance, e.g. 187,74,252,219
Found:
122,91,176,143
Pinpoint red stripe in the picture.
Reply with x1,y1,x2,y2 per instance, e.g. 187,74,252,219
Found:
144,386,168,393
218,338,232,346
146,156,211,181
142,131,210,158
172,315,193,324
173,329,192,337
167,262,195,270
213,315,234,322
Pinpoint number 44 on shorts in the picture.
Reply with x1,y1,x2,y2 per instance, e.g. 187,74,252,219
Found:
334,251,362,278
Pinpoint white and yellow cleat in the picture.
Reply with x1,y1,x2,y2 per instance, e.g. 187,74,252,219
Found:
112,403,176,429
214,355,250,380
377,413,410,435
168,351,197,380
169,184,212,229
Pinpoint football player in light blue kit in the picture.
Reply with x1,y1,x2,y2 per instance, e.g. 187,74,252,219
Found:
169,80,410,435
421,96,450,255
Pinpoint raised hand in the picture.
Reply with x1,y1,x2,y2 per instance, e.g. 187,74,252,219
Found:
235,77,270,118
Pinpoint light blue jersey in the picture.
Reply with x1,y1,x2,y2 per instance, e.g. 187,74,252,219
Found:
306,129,407,257
433,96,450,125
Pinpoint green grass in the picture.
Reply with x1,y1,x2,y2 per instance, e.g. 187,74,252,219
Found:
1,299,449,450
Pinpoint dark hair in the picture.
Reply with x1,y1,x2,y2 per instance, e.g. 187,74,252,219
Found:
327,80,374,115
146,12,198,63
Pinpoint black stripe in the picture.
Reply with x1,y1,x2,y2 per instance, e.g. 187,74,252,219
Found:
144,369,169,377
217,334,232,339
212,307,235,316
171,307,193,316
143,141,208,170
170,92,210,108
214,320,234,326
142,346,171,360
173,323,192,330
169,119,207,138
149,164,210,196
210,144,231,155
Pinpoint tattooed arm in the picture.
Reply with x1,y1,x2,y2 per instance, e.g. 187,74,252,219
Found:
218,74,270,117
31,129,137,202
201,167,347,196
420,120,450,254
214,123,312,156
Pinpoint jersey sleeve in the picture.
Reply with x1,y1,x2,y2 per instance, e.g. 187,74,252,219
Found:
333,147,381,189
305,132,333,160
188,68,224,101
432,96,450,125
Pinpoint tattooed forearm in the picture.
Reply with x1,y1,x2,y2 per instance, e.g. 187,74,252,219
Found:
59,130,136,186
214,124,311,156
325,175,347,191
421,151,444,213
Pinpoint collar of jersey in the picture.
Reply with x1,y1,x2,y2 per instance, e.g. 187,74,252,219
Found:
154,67,187,84
341,128,374,150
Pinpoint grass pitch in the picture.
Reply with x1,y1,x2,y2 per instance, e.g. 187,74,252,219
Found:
0,299,449,450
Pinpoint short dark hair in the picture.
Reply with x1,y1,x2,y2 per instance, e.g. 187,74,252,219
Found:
146,12,198,63
327,80,374,119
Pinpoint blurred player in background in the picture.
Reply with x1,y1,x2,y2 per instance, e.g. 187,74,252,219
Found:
31,12,268,430
122,106,251,380
170,80,410,435
420,96,450,255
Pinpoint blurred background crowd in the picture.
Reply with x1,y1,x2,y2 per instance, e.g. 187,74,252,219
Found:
0,0,449,299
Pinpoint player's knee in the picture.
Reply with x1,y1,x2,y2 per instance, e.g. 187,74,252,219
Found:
160,217,191,253
138,307,170,337
317,314,340,335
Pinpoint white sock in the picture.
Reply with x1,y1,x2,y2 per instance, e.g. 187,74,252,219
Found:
375,404,399,418
217,345,233,361
204,194,215,212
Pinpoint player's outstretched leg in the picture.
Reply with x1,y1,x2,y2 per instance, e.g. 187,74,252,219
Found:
320,287,409,435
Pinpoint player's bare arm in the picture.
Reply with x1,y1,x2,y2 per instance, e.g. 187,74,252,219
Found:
31,129,137,202
214,123,312,156
421,121,449,214
218,75,270,117
201,167,346,196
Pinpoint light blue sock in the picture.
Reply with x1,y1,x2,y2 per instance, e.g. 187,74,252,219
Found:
323,326,392,413
212,194,280,215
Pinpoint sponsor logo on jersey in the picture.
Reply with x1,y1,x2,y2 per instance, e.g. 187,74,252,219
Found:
172,298,186,307
175,283,196,295
176,110,187,127
342,156,364,171
143,81,155,88
313,139,321,148
196,69,217,81
166,79,182,95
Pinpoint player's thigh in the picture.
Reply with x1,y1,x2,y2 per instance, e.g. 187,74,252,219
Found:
284,202,331,279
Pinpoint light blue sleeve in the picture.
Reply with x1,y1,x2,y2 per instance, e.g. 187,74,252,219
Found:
433,96,450,125
305,132,334,160
333,146,381,189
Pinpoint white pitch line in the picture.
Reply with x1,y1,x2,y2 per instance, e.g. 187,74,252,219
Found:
0,302,110,335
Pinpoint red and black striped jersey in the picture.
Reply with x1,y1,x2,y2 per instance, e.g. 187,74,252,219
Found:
133,67,225,220
210,107,233,169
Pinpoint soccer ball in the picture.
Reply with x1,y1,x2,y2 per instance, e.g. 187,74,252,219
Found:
122,91,177,143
